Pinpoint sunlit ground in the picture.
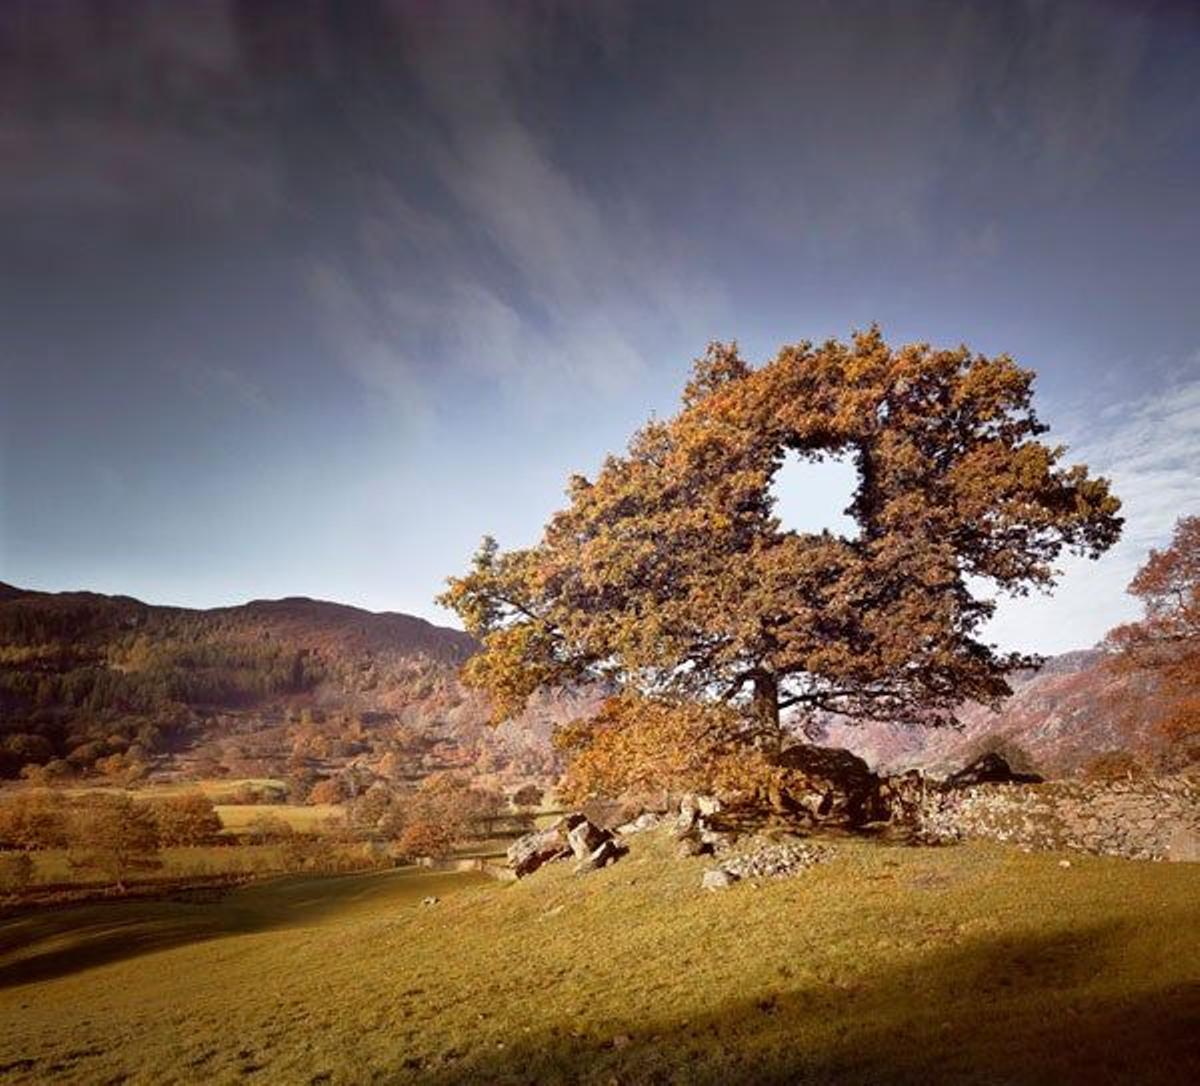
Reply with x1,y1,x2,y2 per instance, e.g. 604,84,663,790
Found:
1,833,1198,1085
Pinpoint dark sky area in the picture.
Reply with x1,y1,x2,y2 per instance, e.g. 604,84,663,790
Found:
1,0,1198,652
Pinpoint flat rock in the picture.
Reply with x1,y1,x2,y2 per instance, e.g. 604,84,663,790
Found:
701,868,738,891
616,812,662,835
574,837,626,874
1167,826,1200,863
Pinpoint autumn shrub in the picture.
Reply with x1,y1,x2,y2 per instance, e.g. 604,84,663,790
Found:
0,790,70,850
0,851,34,894
397,820,455,860
308,777,346,805
511,783,544,810
243,813,295,845
150,792,224,846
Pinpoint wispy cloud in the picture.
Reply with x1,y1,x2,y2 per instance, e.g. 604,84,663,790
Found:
304,5,725,418
984,366,1200,654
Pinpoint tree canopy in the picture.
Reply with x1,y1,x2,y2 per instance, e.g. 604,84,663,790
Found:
441,329,1122,766
1106,514,1199,762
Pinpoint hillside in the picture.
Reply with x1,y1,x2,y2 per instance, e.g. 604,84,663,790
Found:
0,584,579,785
818,650,1168,778
2,833,1198,1084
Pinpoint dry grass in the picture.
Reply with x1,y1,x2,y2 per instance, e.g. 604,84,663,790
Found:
1,832,1198,1084
212,802,343,833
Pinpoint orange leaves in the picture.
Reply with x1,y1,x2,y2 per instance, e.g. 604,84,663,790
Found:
442,329,1123,779
1105,515,1200,764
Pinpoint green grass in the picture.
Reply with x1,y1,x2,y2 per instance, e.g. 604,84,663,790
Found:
1,832,1198,1084
24,844,299,884
212,801,343,833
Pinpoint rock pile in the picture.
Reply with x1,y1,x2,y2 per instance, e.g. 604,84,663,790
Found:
506,812,627,878
701,837,833,889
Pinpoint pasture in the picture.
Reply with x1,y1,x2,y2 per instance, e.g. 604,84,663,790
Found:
1,831,1198,1084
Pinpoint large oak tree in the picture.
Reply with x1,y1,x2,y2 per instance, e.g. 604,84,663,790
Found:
441,329,1122,770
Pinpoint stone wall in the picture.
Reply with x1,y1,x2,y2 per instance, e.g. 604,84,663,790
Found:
919,774,1200,861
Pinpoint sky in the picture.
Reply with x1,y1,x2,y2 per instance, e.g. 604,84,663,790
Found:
1,0,1198,655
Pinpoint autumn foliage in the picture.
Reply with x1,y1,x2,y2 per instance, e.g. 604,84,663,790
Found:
442,330,1122,791
1106,514,1200,764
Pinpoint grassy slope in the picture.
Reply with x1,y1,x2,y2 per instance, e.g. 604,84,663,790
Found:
1,833,1198,1085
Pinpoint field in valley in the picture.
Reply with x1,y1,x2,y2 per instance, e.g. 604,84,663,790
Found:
1,831,1198,1085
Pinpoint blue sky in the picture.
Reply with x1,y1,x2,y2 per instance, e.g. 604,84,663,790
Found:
1,1,1198,654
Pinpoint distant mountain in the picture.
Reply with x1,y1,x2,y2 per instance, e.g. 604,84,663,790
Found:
0,583,498,780
815,649,1168,778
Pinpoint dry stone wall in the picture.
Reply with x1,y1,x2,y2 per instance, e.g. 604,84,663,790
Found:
919,774,1200,861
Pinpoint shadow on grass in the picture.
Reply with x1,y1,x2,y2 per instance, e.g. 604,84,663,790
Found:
414,922,1200,1086
0,866,484,988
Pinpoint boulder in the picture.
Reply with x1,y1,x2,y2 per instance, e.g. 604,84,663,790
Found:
767,744,883,826
945,753,1044,789
574,838,626,874
616,812,662,835
507,825,572,878
696,795,722,817
701,868,738,891
676,835,711,858
567,818,610,860
674,795,701,836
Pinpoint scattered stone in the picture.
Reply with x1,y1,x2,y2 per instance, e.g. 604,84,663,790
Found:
696,794,722,817
699,828,736,852
720,838,833,880
567,818,610,860
676,836,711,859
421,896,439,906
616,812,662,835
611,1034,632,1050
507,822,574,878
574,838,626,874
1058,859,1072,868
701,868,739,891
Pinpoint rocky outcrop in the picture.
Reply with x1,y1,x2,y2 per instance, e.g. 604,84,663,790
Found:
567,818,609,860
507,813,625,878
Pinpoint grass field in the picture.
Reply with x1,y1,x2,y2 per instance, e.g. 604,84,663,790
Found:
1,831,1198,1084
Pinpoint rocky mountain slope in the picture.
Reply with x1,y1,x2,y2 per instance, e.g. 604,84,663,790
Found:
816,650,1166,778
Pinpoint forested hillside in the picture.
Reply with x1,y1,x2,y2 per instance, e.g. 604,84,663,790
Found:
0,584,571,784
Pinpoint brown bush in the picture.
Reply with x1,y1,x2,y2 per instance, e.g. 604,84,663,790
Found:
308,777,346,805
150,792,224,847
0,790,69,850
0,852,34,894
397,820,455,859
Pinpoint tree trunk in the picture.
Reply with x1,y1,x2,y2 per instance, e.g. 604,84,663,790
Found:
752,673,782,754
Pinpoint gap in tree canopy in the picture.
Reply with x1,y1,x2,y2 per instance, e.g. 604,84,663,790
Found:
771,449,859,538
